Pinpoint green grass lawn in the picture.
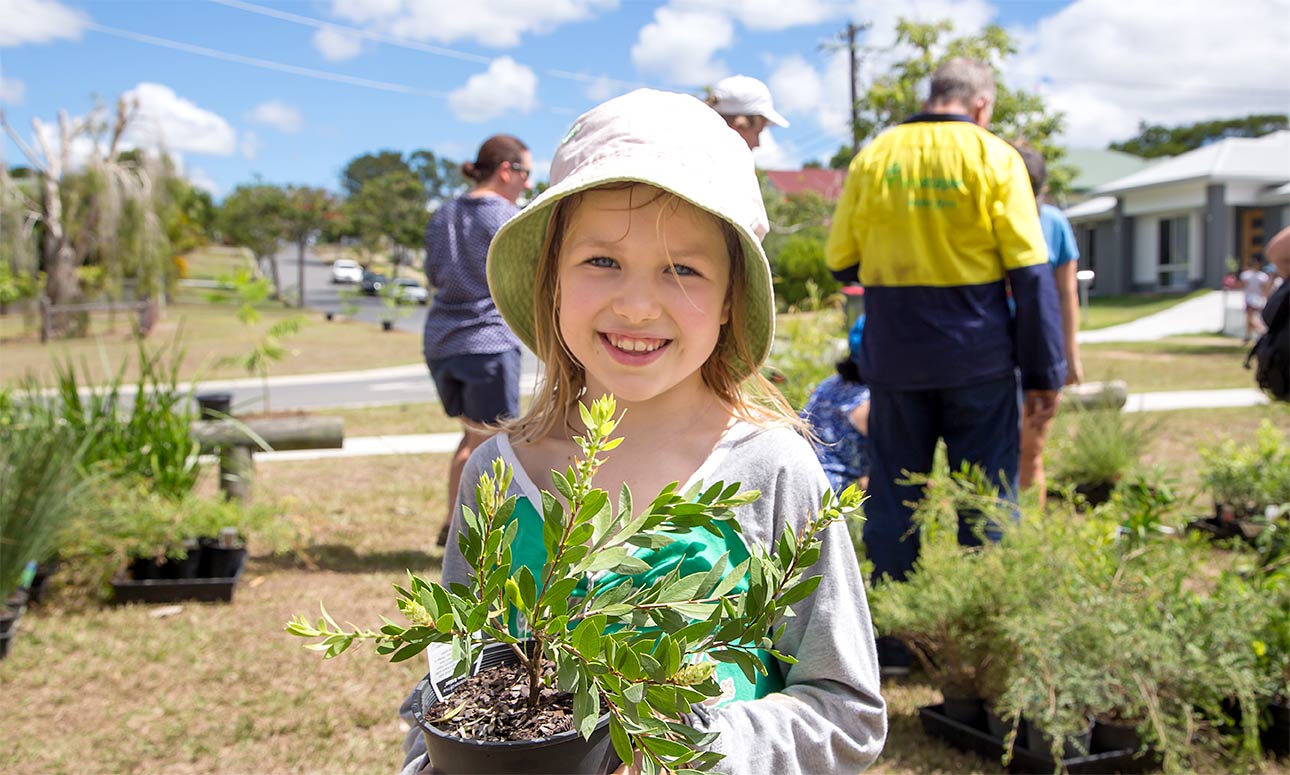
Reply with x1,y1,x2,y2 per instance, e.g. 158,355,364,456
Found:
1081,289,1210,330
1080,335,1254,391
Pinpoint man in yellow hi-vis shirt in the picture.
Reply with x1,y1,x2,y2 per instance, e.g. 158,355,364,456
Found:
826,57,1066,672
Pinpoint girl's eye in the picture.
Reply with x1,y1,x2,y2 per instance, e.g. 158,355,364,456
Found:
587,256,617,269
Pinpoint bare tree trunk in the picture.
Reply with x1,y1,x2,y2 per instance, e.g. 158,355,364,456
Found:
260,253,283,300
296,239,307,308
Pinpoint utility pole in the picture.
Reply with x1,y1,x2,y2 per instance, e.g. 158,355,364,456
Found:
847,22,860,154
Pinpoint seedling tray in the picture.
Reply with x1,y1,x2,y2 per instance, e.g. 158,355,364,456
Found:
918,704,1158,774
111,549,246,605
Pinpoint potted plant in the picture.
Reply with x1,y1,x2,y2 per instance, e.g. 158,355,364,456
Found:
289,396,862,774
1047,407,1157,507
0,405,87,656
1199,421,1290,537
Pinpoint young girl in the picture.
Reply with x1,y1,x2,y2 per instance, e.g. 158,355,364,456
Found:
401,89,886,775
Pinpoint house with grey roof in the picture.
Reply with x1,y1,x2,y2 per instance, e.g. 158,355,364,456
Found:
1063,130,1290,296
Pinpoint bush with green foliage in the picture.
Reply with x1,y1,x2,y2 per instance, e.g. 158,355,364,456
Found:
0,403,90,602
1200,421,1290,517
765,308,846,411
289,396,863,774
1047,407,1158,493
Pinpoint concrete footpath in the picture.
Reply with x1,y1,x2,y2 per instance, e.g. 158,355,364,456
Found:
256,387,1271,464
246,290,1269,464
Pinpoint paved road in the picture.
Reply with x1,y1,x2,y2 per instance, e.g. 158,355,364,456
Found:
193,247,539,413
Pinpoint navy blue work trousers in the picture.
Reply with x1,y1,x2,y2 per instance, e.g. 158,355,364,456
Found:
862,373,1021,584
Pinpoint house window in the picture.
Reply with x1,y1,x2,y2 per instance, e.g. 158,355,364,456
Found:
1157,216,1189,288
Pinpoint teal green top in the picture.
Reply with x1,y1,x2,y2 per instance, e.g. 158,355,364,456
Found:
504,493,784,704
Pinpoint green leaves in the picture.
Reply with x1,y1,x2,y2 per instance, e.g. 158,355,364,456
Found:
284,396,866,774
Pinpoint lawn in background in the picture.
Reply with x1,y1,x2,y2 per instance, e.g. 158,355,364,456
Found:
1081,288,1210,330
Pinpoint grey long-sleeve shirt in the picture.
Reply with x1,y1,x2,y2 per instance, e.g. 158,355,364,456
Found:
402,422,887,775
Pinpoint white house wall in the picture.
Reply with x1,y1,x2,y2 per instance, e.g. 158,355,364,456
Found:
1224,180,1269,206
1122,183,1205,217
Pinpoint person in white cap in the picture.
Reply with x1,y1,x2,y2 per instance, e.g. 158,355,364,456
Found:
400,88,885,775
705,74,790,150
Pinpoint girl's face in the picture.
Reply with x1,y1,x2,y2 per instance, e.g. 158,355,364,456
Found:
557,185,731,408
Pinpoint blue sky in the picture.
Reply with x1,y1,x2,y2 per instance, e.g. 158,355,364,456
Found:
2,0,1287,198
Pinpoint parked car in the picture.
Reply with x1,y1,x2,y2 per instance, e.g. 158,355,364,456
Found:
393,278,429,305
360,271,388,296
331,258,364,284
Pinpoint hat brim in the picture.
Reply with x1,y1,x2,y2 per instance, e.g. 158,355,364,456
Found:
762,108,790,128
487,158,774,381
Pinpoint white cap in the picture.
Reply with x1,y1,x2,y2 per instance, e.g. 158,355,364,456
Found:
708,75,790,128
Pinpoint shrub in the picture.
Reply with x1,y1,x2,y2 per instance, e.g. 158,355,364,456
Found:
289,396,864,774
1047,407,1157,491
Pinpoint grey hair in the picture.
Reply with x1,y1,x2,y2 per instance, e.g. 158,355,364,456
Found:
928,57,996,105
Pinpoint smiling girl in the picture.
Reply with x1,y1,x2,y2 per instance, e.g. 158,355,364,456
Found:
402,89,886,775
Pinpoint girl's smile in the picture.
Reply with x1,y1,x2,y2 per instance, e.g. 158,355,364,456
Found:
557,184,731,406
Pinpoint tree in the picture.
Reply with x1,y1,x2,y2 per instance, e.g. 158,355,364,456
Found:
280,186,337,307
847,19,1072,196
218,183,288,297
2,97,176,330
346,171,427,277
408,149,466,204
340,150,411,198
1109,114,1289,158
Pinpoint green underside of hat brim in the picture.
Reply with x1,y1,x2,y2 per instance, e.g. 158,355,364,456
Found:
487,173,775,380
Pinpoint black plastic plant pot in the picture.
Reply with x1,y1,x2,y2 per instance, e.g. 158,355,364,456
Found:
0,608,18,660
1025,715,1094,760
410,665,618,774
199,541,247,579
1091,719,1143,753
195,392,233,420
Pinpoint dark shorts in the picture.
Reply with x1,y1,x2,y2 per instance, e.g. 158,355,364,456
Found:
428,349,521,424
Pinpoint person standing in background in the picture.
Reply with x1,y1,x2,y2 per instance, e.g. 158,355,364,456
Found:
825,57,1066,670
423,134,532,546
705,75,790,151
1012,141,1083,508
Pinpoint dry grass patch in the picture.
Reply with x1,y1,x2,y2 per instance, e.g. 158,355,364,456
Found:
0,303,422,387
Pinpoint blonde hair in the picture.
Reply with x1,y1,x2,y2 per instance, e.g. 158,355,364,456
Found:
503,182,803,444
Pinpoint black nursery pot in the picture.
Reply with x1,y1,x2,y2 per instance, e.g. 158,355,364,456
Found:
198,538,247,579
410,664,618,774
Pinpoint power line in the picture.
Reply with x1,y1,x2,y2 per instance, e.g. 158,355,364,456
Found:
85,22,450,98
210,0,649,91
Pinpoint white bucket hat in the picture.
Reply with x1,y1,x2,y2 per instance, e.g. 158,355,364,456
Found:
486,88,775,378
709,75,790,128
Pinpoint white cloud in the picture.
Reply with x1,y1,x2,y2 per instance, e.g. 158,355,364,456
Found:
313,25,363,61
673,0,836,30
0,75,26,104
122,83,237,156
240,130,263,161
1008,0,1290,147
631,8,733,86
327,0,618,48
0,0,88,47
752,131,799,170
768,55,822,116
246,100,303,133
448,57,538,122
186,167,221,197
585,75,624,103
